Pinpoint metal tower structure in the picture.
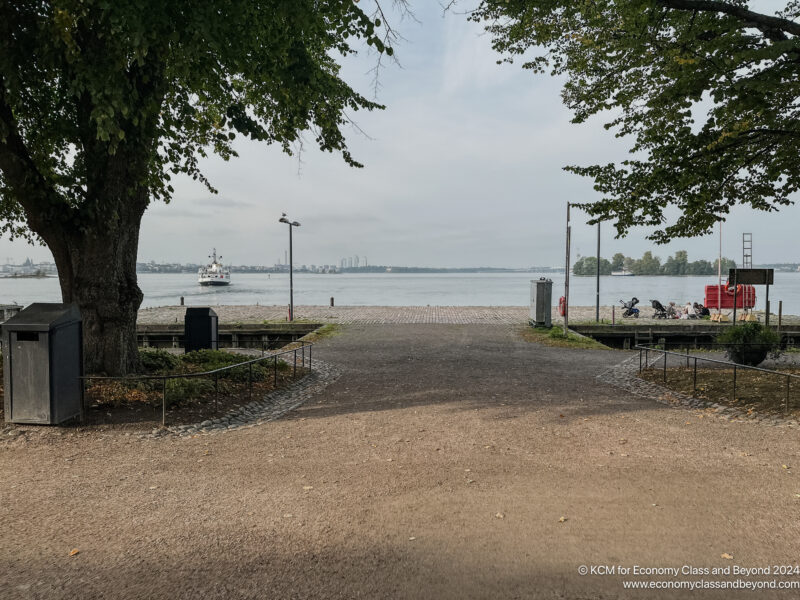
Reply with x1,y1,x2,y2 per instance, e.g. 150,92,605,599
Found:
742,233,752,268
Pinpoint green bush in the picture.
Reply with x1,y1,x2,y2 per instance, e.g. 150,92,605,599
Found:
138,349,181,374
180,349,288,382
164,377,215,406
716,322,781,366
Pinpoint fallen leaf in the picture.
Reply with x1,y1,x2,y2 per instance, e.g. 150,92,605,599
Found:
721,553,733,560
495,512,505,519
283,513,293,518
559,414,565,418
408,537,416,541
69,549,80,556
782,464,790,470
559,516,567,523
148,486,157,490
386,458,393,462
302,485,314,490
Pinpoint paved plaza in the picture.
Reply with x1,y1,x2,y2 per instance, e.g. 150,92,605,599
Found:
138,304,795,326
3,324,800,598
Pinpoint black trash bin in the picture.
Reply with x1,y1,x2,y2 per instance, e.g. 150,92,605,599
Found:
184,307,218,353
2,303,83,424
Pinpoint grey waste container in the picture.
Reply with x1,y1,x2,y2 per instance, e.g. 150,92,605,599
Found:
2,303,83,424
529,278,553,328
184,307,218,353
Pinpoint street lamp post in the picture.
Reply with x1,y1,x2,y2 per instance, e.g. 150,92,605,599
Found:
279,214,301,321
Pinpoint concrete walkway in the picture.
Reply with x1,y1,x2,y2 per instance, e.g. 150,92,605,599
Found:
2,325,799,599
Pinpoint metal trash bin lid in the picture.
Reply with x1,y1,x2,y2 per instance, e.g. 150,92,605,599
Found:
185,307,218,319
1,303,81,332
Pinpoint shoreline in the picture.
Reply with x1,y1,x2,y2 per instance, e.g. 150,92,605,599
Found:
137,304,800,326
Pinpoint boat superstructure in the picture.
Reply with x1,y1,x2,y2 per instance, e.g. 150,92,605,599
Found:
198,249,231,286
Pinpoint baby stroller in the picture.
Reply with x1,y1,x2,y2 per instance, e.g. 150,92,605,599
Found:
619,297,640,318
650,299,668,319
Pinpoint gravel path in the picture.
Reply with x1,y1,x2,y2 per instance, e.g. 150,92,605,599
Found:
2,324,800,599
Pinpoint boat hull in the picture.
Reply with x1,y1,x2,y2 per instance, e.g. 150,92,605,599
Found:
199,280,230,286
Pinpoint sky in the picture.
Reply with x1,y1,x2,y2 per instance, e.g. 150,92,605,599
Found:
2,2,799,269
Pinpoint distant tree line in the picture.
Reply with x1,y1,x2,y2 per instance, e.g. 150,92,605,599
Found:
573,251,736,276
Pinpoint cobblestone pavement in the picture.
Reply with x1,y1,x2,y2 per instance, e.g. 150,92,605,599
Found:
597,354,800,427
138,304,531,324
137,304,798,326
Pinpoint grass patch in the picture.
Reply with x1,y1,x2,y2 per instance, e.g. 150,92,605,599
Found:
520,326,610,350
639,365,800,418
301,323,341,343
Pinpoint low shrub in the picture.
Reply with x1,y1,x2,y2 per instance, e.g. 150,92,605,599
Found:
138,349,181,374
716,322,781,366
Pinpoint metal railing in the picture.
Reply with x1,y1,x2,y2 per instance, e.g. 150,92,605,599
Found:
81,342,312,426
636,344,799,414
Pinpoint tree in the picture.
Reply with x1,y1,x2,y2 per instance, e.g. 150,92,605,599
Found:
632,250,661,275
0,1,397,374
474,1,800,242
611,252,625,271
662,250,689,275
572,256,612,275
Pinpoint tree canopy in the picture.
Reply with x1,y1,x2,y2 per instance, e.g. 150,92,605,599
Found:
574,249,735,275
0,1,398,373
0,0,395,242
473,1,800,243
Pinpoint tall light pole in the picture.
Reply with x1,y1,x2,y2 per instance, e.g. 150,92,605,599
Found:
279,214,300,321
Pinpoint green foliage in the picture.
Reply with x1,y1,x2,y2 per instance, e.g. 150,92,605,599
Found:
574,250,735,275
572,256,612,276
138,349,181,374
474,1,800,242
181,349,288,382
0,1,395,237
716,322,781,366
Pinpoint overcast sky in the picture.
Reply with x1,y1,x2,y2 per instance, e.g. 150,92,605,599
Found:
2,3,799,268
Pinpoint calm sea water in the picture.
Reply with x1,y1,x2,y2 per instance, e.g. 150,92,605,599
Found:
2,272,799,313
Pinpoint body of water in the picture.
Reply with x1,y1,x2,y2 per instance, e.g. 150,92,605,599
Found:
2,272,799,313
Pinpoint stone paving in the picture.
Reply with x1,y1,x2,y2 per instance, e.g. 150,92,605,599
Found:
138,304,798,326
149,357,342,439
138,304,532,325
597,353,800,427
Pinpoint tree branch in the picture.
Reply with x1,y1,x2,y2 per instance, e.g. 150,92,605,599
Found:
656,0,800,40
0,78,64,230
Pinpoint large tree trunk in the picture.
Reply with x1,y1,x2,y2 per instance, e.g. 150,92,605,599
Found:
47,194,147,376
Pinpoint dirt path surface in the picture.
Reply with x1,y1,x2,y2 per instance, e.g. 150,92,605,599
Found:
2,325,800,599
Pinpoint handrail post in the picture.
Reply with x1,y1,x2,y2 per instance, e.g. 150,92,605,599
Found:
293,349,297,378
309,344,312,370
693,357,697,396
214,372,218,411
732,365,737,402
162,377,167,427
639,348,642,373
645,348,649,370
274,355,278,386
248,363,253,402
663,350,667,382
302,343,306,369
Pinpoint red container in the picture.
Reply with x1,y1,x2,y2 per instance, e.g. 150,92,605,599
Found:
704,284,756,309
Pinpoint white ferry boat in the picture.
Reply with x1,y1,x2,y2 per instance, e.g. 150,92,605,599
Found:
611,269,635,276
198,249,231,286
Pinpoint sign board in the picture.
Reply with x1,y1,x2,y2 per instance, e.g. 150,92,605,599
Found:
728,268,774,285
